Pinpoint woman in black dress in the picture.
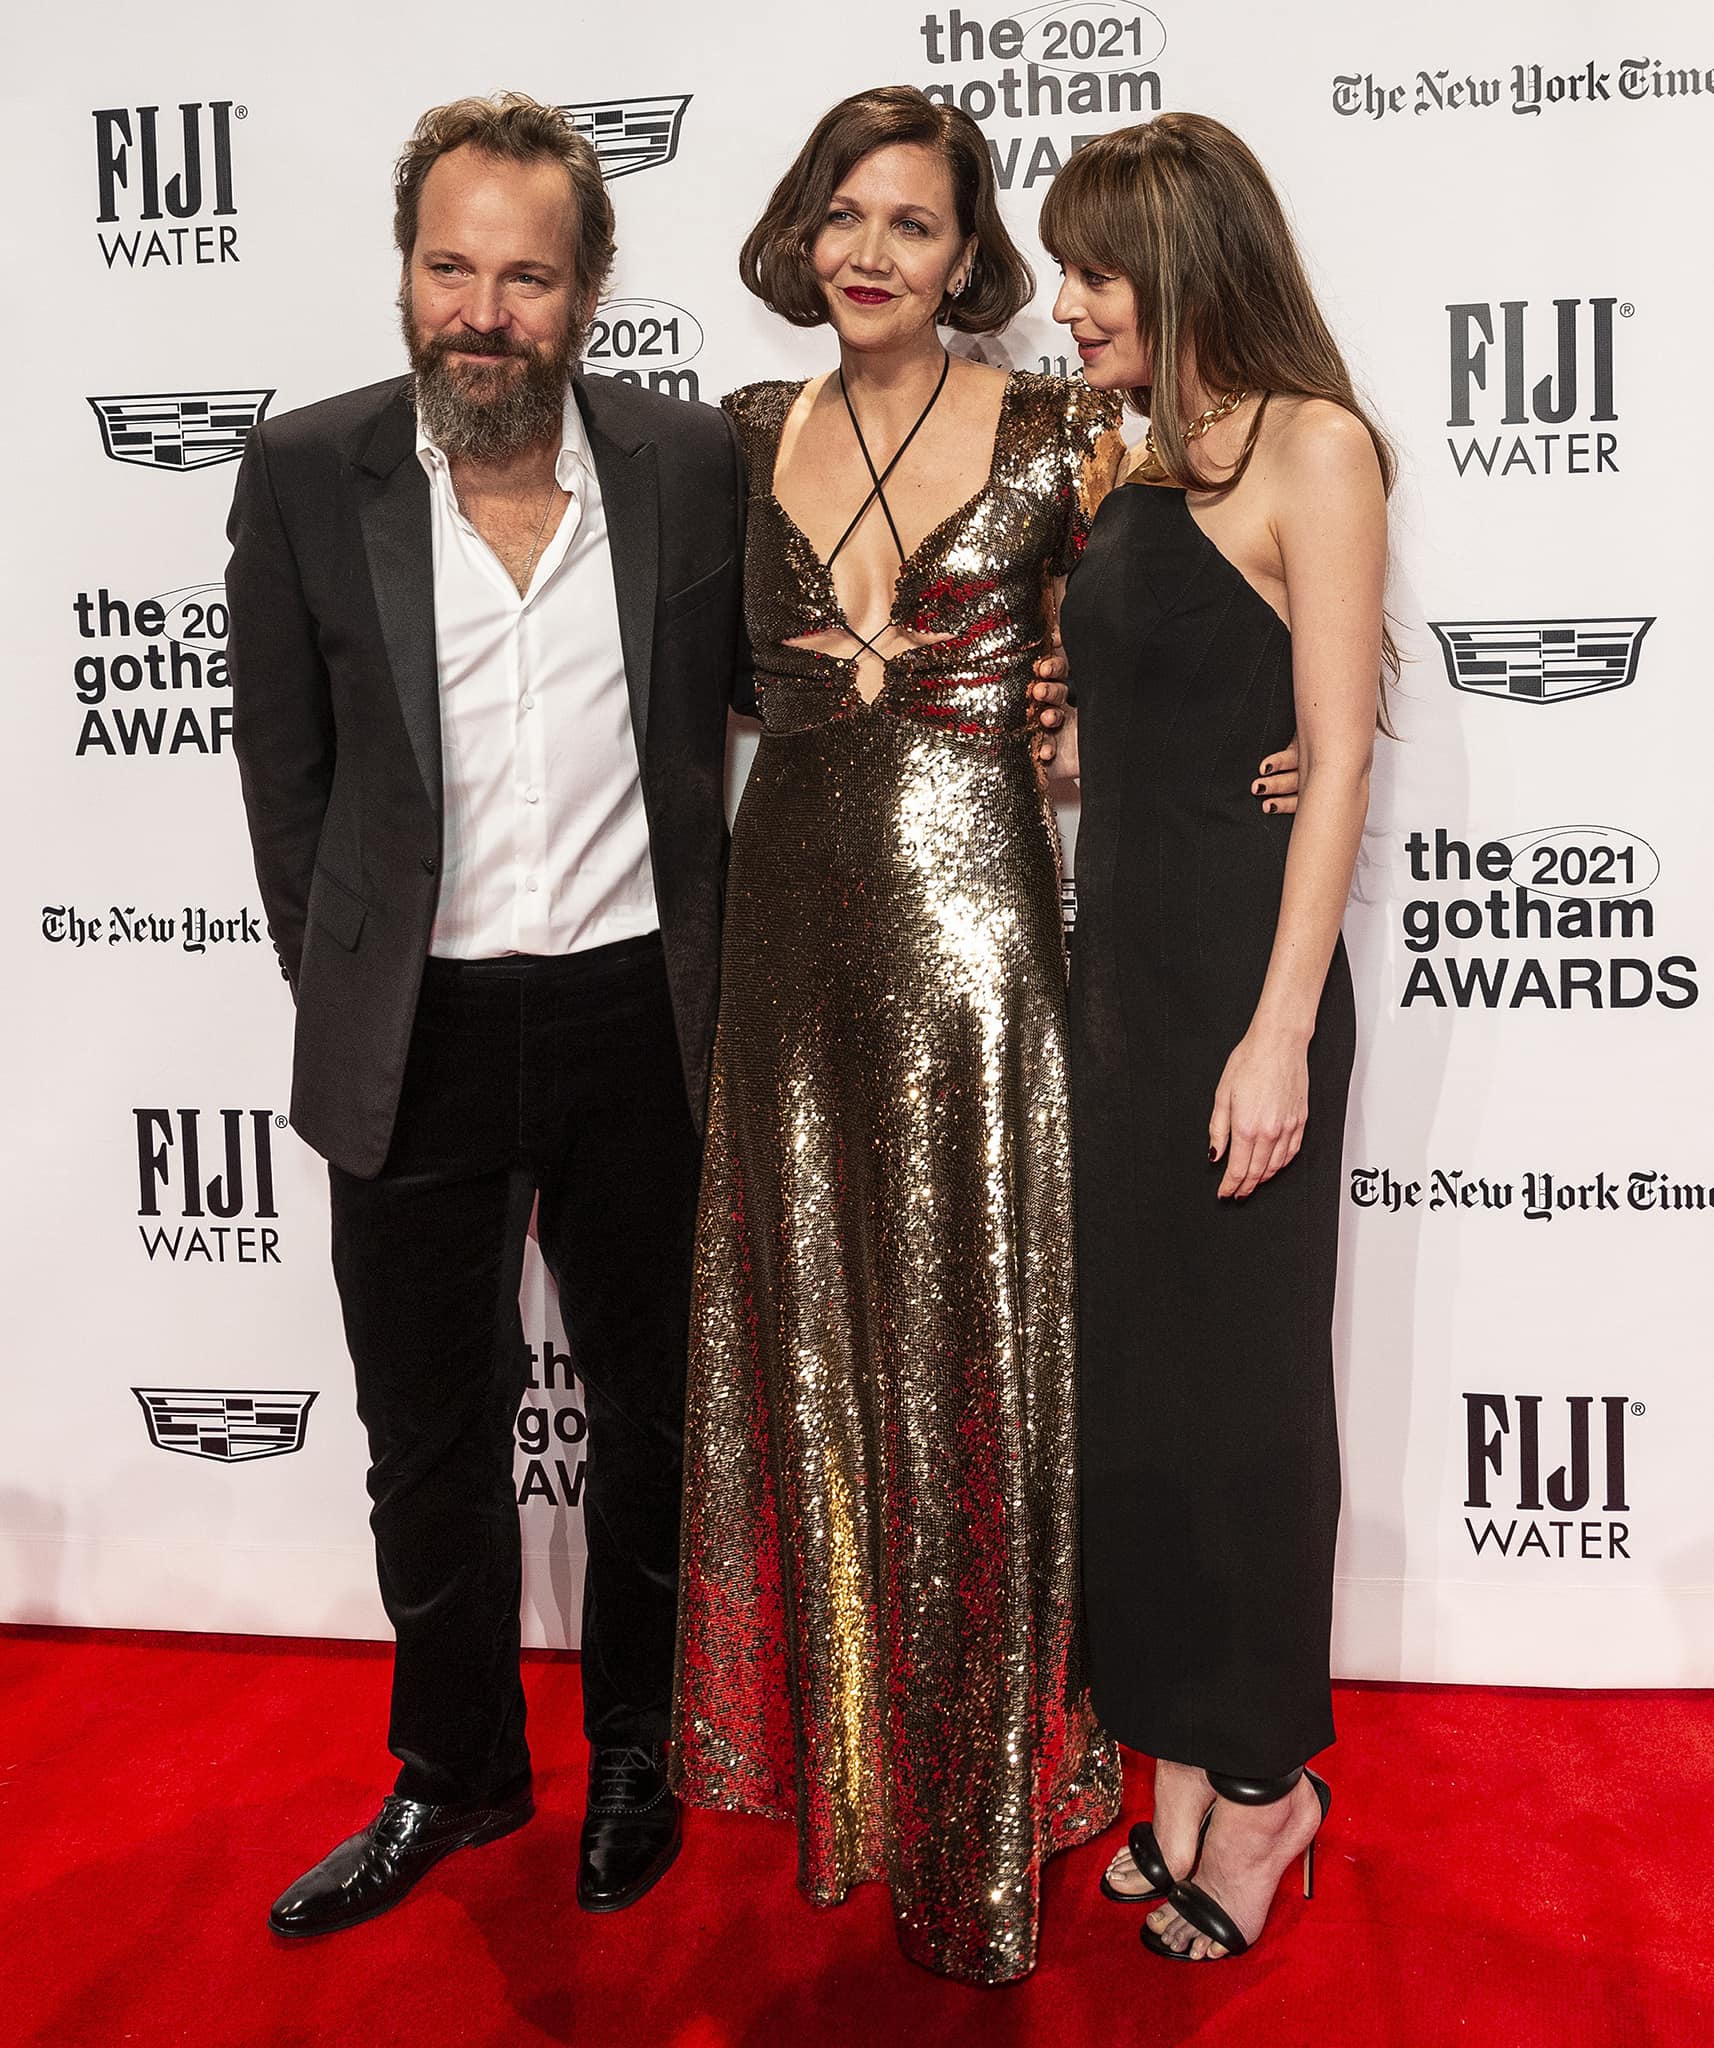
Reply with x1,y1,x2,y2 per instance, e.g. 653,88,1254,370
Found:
1039,115,1392,1961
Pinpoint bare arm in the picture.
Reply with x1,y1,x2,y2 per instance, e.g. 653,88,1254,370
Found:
1212,404,1384,1199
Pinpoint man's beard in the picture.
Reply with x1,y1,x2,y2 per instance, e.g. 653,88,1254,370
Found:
402,296,584,463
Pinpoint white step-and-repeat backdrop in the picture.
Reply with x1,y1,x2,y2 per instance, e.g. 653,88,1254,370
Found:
4,1,1710,1685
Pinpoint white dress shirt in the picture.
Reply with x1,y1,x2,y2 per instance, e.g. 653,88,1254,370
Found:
418,386,658,959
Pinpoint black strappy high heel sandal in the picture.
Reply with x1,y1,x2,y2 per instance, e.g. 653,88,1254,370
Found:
1099,1805,1214,1905
1140,1766,1331,1959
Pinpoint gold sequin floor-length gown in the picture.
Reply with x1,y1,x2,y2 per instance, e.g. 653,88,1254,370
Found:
671,373,1125,1985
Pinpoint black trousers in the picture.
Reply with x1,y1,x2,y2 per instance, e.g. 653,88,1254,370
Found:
327,934,701,1804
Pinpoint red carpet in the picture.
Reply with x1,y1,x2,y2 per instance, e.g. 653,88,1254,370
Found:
2,1628,1709,2047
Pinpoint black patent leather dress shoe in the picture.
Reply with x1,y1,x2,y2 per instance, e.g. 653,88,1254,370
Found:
268,1786,534,1938
576,1743,682,1912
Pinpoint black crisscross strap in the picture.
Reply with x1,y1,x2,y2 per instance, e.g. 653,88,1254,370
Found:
825,350,952,662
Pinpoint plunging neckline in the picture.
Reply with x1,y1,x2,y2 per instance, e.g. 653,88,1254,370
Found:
766,370,1019,697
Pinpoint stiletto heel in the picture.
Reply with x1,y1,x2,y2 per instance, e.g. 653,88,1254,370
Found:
1141,1767,1331,1960
1099,1805,1213,1905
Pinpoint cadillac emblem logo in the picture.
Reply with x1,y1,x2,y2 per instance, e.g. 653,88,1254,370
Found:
1430,617,1654,703
559,96,691,179
133,1387,318,1462
88,389,273,471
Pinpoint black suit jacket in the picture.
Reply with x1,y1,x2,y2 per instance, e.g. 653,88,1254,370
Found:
226,371,748,1178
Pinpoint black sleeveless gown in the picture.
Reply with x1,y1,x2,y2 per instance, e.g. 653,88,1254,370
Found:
1060,478,1354,1779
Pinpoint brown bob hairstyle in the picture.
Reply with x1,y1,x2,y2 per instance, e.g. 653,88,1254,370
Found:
1040,113,1399,710
392,91,616,304
741,85,1032,334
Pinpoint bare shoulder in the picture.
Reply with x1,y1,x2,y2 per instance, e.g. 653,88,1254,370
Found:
954,358,1010,394
1265,395,1383,493
792,369,843,424
947,357,1012,425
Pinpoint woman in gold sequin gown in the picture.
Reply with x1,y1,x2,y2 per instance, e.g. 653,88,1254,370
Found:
670,90,1125,1984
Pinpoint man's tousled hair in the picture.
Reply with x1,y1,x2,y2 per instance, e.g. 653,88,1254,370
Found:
393,91,615,301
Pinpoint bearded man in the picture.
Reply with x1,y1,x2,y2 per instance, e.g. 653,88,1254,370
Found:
227,93,745,1934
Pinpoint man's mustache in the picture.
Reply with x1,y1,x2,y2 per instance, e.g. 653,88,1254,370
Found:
420,330,536,362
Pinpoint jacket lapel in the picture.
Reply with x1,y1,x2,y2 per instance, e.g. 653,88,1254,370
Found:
578,376,659,762
356,387,441,814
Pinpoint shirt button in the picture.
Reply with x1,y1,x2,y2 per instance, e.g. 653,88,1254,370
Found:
522,695,536,711
524,787,540,804
526,877,540,893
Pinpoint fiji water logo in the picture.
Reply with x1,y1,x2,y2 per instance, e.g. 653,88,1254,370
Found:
1463,1392,1640,1559
134,1108,285,1264
1445,296,1629,478
93,100,244,267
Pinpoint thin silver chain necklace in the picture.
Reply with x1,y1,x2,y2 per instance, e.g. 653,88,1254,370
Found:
452,469,562,592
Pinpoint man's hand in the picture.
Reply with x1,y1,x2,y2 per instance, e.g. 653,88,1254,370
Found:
1255,737,1300,814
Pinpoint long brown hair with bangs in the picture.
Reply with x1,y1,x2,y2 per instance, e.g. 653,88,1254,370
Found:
1040,114,1399,708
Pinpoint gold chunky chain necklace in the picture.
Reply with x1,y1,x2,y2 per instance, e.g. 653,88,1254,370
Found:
1136,388,1248,482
